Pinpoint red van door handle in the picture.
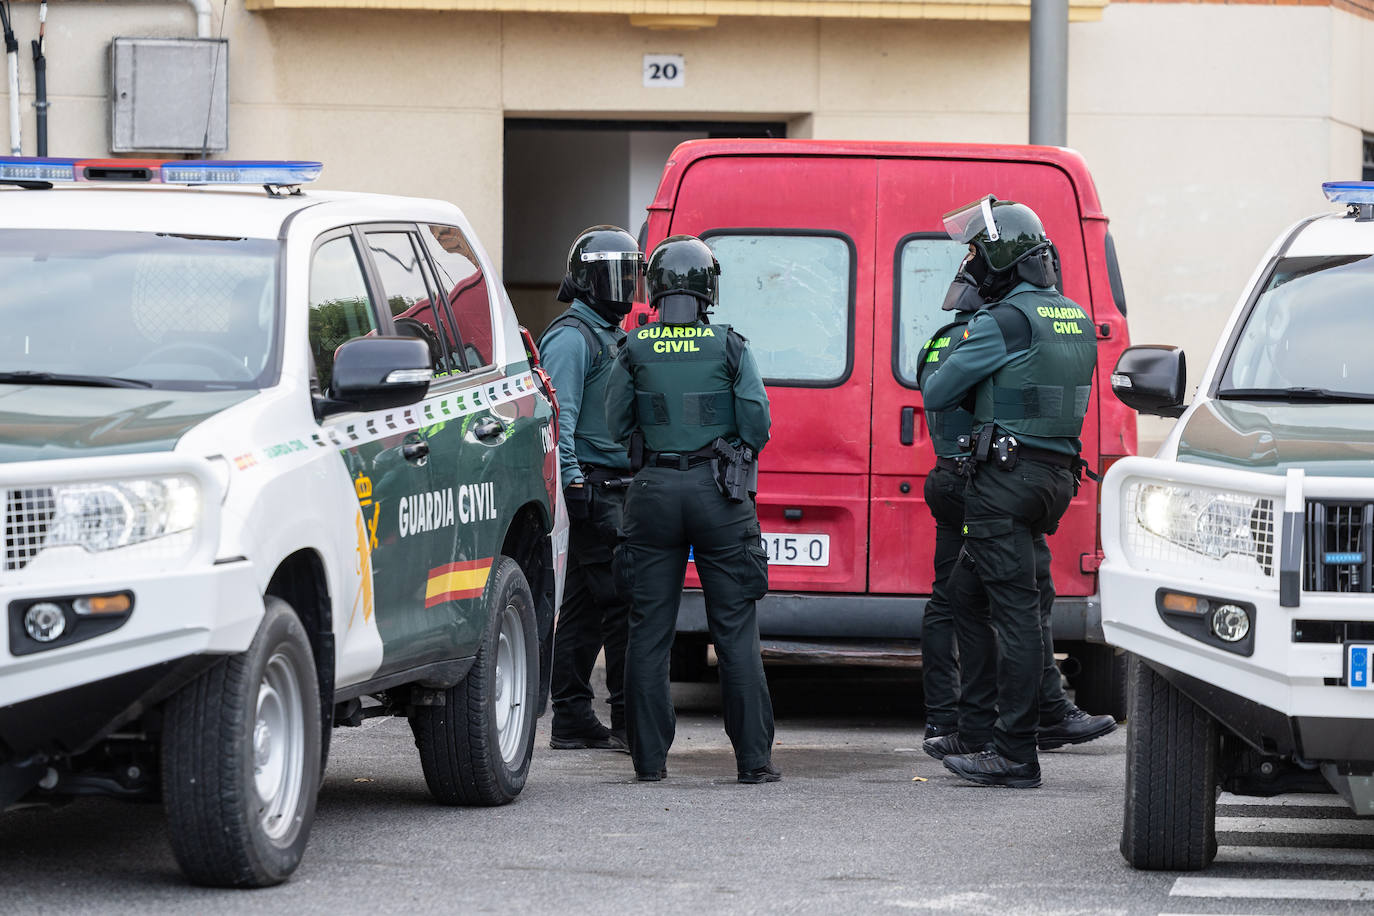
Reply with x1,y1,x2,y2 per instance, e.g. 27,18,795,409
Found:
900,407,916,446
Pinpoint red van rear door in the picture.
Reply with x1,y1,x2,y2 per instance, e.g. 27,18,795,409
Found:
869,158,1100,597
668,155,877,594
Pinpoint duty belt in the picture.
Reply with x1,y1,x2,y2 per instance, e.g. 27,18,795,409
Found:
934,456,967,473
645,445,715,470
1016,445,1077,469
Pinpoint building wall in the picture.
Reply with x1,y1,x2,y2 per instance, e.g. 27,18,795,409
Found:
1,1,1369,450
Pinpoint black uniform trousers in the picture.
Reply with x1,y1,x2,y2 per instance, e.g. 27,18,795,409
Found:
922,462,1072,730
945,458,1074,765
550,471,631,736
618,462,774,774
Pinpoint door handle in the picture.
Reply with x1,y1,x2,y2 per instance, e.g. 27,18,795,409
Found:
900,407,916,446
403,439,430,464
473,416,506,441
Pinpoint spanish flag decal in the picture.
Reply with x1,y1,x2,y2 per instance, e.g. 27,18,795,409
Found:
425,558,493,607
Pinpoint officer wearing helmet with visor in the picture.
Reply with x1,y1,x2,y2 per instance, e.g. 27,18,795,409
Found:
918,232,1115,765
921,197,1100,788
540,225,643,751
604,235,778,785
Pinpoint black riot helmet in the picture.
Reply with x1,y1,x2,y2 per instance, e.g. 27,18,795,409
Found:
942,196,1058,299
645,235,720,325
557,225,643,316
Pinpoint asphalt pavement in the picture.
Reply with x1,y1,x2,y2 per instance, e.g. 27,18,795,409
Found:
2,666,1371,915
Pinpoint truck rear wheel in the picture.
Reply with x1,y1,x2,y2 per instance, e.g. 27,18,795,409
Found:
1068,642,1128,721
1120,654,1218,870
162,597,322,887
410,556,539,806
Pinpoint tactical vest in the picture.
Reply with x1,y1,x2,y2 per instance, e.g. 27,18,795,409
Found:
973,287,1097,440
622,321,741,453
539,309,626,455
918,315,975,458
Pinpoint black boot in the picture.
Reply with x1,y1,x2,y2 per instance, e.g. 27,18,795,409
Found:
1037,706,1117,750
943,749,1041,789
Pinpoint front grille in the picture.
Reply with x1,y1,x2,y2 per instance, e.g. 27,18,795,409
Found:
1304,500,1374,592
5,487,55,571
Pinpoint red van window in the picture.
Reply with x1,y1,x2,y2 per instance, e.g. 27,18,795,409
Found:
893,235,968,388
703,231,854,386
423,225,493,369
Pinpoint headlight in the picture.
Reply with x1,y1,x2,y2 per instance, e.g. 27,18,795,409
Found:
45,476,201,552
1134,483,1270,562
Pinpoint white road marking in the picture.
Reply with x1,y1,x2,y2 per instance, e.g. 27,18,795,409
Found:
1214,845,1374,866
1170,877,1374,901
1215,816,1374,835
1218,792,1352,808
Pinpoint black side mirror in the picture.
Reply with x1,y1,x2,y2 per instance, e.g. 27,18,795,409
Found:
317,337,431,418
1112,345,1187,419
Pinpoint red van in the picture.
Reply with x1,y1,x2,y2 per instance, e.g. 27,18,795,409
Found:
635,140,1136,715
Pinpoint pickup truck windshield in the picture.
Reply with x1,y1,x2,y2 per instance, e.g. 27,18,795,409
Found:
1218,254,1374,398
0,229,278,390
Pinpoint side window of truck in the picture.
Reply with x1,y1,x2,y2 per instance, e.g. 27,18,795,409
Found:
704,232,854,385
893,235,970,388
308,234,380,396
421,224,494,371
363,230,460,377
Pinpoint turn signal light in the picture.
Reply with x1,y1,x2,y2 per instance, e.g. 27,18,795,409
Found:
1161,592,1206,614
73,593,132,616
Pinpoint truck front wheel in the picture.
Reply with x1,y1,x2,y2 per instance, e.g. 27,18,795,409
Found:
162,597,322,887
1120,654,1218,870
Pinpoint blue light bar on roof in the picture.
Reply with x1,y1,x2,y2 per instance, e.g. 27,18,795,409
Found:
1322,181,1374,205
0,156,322,186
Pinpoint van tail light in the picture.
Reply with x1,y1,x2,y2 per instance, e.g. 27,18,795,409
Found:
519,325,560,432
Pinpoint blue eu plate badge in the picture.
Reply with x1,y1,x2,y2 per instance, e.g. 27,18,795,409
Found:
1349,644,1371,690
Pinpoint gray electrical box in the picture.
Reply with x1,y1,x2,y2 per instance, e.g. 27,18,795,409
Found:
110,37,228,154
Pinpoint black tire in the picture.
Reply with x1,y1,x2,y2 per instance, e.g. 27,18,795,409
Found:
1120,654,1218,870
162,596,322,887
1069,642,1129,721
410,556,539,806
669,635,710,682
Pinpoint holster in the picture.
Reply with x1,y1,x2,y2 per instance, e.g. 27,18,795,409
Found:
628,430,645,473
710,437,755,503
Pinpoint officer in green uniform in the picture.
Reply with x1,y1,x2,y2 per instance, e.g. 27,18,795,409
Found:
604,234,779,784
918,262,1115,759
540,225,642,750
921,197,1099,788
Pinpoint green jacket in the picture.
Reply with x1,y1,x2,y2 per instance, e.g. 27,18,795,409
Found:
605,320,771,454
918,311,977,459
923,282,1096,456
538,300,630,486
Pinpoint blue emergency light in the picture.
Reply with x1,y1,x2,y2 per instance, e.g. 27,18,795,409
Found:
1322,181,1374,205
0,157,322,186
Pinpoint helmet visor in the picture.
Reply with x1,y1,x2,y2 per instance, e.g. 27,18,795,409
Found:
581,249,644,305
942,195,1001,244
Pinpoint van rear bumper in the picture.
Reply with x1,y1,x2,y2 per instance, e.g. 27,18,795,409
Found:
675,591,1104,645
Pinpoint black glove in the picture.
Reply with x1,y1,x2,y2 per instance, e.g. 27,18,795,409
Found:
564,483,591,523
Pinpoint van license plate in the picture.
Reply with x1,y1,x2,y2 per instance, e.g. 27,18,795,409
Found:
761,533,830,567
1348,643,1372,690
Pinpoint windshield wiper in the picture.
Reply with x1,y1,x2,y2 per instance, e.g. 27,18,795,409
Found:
0,371,153,389
1216,386,1374,403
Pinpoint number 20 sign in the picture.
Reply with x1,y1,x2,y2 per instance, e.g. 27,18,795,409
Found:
643,54,685,88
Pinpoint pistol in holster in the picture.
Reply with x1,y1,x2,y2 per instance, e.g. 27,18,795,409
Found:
710,437,756,503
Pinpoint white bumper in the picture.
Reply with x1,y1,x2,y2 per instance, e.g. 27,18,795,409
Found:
1101,456,1374,724
1,453,263,710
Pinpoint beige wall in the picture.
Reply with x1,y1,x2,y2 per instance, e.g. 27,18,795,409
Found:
1,1,1369,454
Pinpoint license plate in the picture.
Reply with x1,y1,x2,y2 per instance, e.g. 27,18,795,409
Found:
1348,643,1373,690
761,533,830,567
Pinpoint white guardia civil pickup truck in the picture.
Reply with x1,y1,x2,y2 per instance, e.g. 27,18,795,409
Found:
0,157,568,887
1103,180,1374,870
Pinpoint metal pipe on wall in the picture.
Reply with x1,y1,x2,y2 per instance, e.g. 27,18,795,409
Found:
1028,0,1069,147
186,0,212,39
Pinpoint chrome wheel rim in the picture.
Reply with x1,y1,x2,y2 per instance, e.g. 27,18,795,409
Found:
494,602,529,766
254,650,306,841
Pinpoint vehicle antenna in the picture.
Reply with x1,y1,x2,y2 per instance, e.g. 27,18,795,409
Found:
200,0,229,160
31,1,46,156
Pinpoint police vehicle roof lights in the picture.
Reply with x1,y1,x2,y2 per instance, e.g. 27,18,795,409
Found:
0,157,322,189
1322,180,1374,221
